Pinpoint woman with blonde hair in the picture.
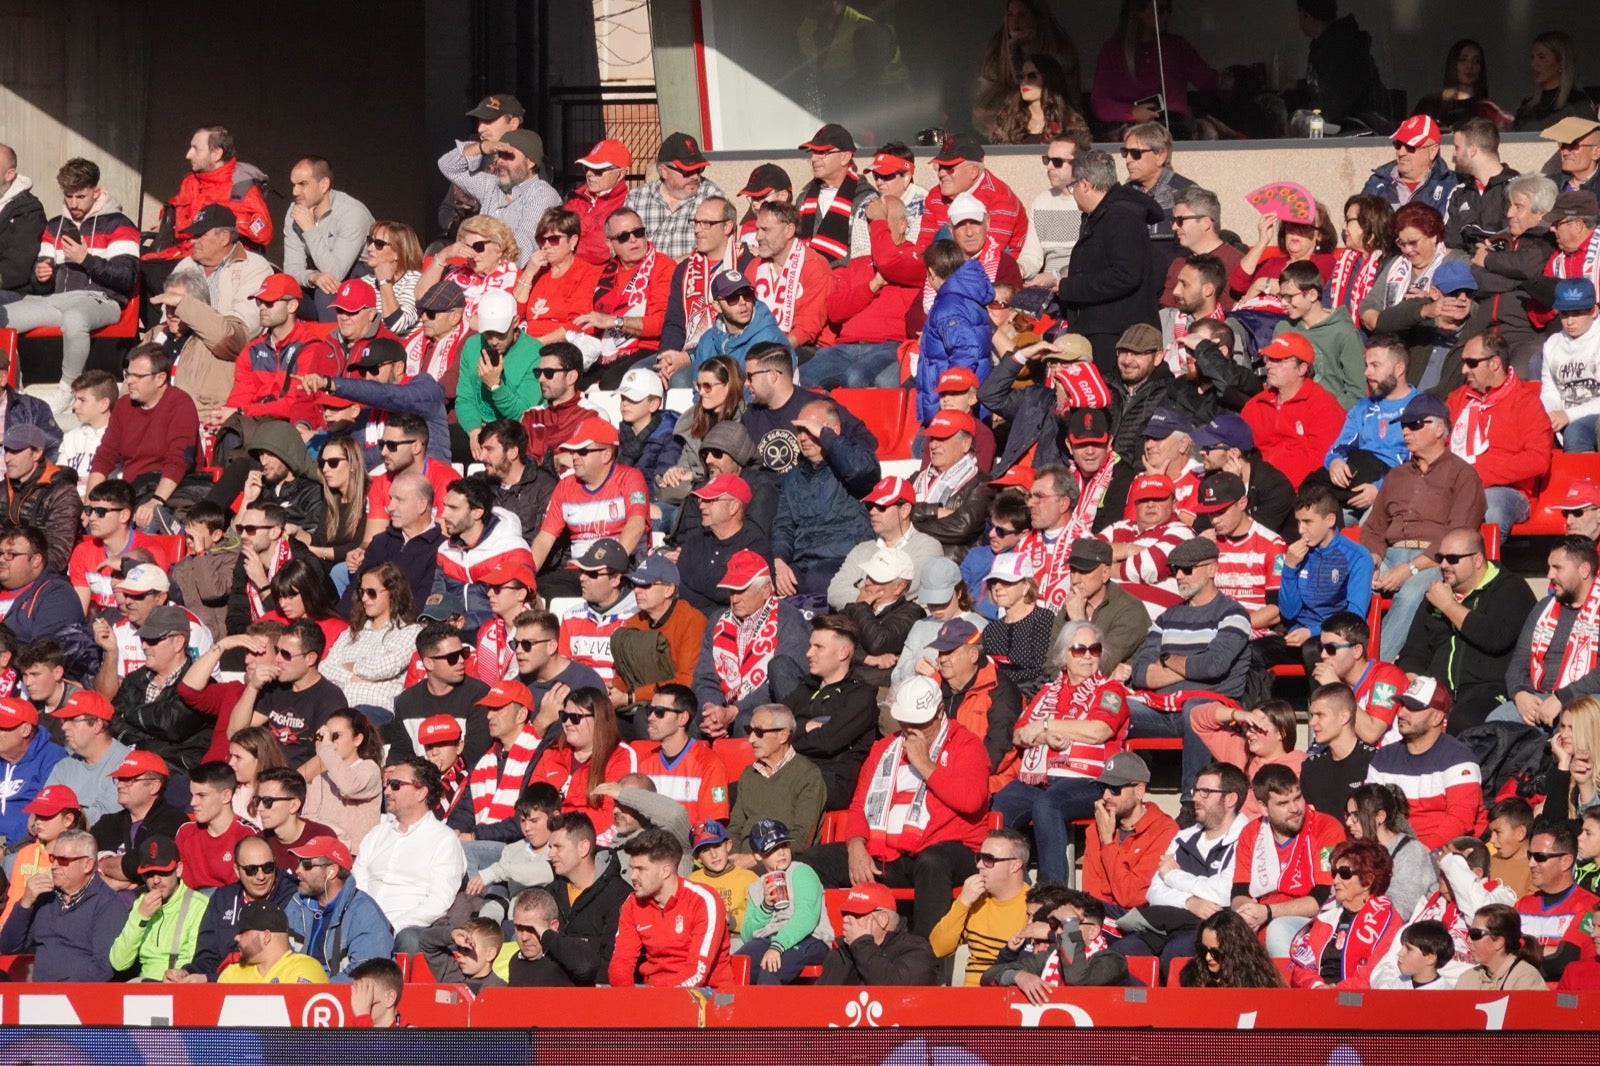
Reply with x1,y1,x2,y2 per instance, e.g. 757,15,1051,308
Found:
365,220,424,334
415,214,520,319
302,434,368,581
1550,696,1600,817
1513,31,1592,132
980,553,1055,698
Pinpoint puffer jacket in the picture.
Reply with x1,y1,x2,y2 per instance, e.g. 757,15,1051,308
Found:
618,412,679,487
1108,363,1179,468
151,158,274,260
770,433,875,571
110,666,214,775
432,508,536,641
0,461,80,573
1361,156,1459,215
0,174,46,293
916,259,995,423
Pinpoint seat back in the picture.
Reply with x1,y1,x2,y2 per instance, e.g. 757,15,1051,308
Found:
818,809,849,844
832,388,911,460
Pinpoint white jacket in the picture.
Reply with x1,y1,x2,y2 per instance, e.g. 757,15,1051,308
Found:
1366,852,1519,989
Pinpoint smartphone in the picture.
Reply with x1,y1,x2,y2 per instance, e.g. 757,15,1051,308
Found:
1134,93,1166,113
487,349,501,368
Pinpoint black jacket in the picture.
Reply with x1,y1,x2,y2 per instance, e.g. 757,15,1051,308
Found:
819,927,940,986
0,462,81,574
495,459,557,549
91,799,189,882
1445,165,1519,253
839,598,926,689
1109,364,1180,469
0,181,46,293
1301,14,1391,128
1166,339,1261,426
550,851,632,966
1055,183,1163,341
1399,564,1536,703
341,523,444,615
787,674,881,811
1476,226,1558,346
226,536,321,636
110,668,214,775
507,929,603,987
911,472,993,558
676,522,773,614
183,877,298,979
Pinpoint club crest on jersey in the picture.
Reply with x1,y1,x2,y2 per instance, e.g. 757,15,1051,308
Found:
711,786,727,803
1372,682,1396,707
675,916,685,935
1100,691,1122,713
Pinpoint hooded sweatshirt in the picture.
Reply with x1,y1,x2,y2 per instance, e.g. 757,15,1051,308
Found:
0,729,66,846
0,174,46,293
1274,308,1367,409
35,194,139,303
691,298,789,372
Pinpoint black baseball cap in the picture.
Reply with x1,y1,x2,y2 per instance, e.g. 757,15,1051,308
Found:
467,94,525,121
181,203,238,238
659,132,709,171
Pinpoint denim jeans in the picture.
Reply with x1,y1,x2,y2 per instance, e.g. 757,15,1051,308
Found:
991,776,1106,882
798,341,902,389
1376,546,1429,663
1565,414,1600,453
1482,486,1531,541
1126,696,1210,800
734,935,831,985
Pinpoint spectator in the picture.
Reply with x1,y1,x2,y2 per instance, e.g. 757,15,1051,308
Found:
1177,909,1287,988
726,704,826,865
1265,483,1372,675
87,345,199,531
470,558,538,683
1328,195,1396,320
530,418,649,597
304,710,383,852
1516,819,1600,982
1397,527,1535,733
1162,189,1245,310
1361,115,1458,214
147,273,245,449
216,900,328,984
749,201,832,352
1107,323,1178,468
979,335,1090,478
634,684,727,828
608,827,732,987
168,205,274,337
863,145,928,243
740,341,877,477
1367,842,1511,989
477,420,555,552
169,503,239,639
1119,122,1201,266
567,139,631,268
915,192,1024,339
1101,473,1192,611
437,128,559,267
1273,261,1365,409
689,269,787,381
802,195,919,390
769,400,876,599
918,135,1027,261
226,502,320,634
1455,903,1549,990
674,472,770,614
817,880,940,986
1016,428,1137,612
340,473,441,615
91,750,187,893
0,157,138,398
228,421,325,537
262,559,347,658
1487,797,1535,898
108,835,207,979
830,476,943,611
616,368,676,484
559,539,639,685
169,835,296,982
799,675,989,935
918,617,1019,779
1191,414,1299,541
836,548,923,689
1191,701,1305,818
608,559,704,710
18,637,81,728
59,369,116,487
454,289,543,450
1195,471,1285,649
0,527,91,681
514,608,604,713
41,689,129,826
1358,204,1469,342
1544,116,1600,195
416,915,507,992
929,827,1031,986
689,821,758,932
1365,676,1487,848
1360,392,1487,662
172,761,253,890
219,273,326,435
1343,782,1437,920
1415,39,1498,132
625,132,727,261
466,784,560,919
573,208,678,390
322,563,424,724
544,811,630,967
352,758,467,949
1093,3,1217,133
98,562,215,702
1541,278,1600,449
1513,32,1593,133
693,551,809,739
529,687,639,835
251,766,336,873
974,0,1082,130
1161,258,1252,408
504,886,603,987
1446,330,1552,539
1293,0,1391,127
1057,536,1150,673
0,827,125,981
735,819,834,984
981,553,1057,699
1240,333,1346,489
434,475,536,642
1307,613,1406,746
225,723,286,826
280,157,373,320
794,124,877,265
1286,837,1399,987
1018,133,1089,288
1081,752,1178,914
108,606,212,779
0,143,46,297
284,835,394,980
0,697,63,843
1230,763,1347,957
365,221,423,336
514,209,603,352
1055,149,1161,377
1445,119,1518,254
989,54,1087,146
1308,334,1414,515
386,622,491,769
783,615,878,809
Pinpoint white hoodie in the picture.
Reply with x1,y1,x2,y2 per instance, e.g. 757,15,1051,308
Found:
1541,322,1600,423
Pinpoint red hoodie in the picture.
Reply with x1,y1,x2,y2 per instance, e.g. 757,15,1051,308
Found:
150,159,274,260
825,226,918,345
608,877,733,988
566,182,629,268
1445,374,1553,501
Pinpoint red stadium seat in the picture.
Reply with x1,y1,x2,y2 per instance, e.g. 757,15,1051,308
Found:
393,953,412,980
710,737,756,788
822,888,851,937
1126,737,1183,752
0,328,15,388
410,952,437,982
1514,452,1600,536
0,954,34,981
730,952,752,986
818,810,849,844
1165,957,1190,986
832,388,912,460
22,289,142,341
147,533,189,566
1124,954,1158,987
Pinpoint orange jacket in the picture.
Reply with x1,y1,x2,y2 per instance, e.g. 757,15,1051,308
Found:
1080,802,1180,909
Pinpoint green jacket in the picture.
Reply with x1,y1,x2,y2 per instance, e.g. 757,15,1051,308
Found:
109,883,209,980
1275,310,1367,410
453,332,544,431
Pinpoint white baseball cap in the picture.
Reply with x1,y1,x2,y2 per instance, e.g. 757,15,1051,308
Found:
947,191,988,226
890,675,942,725
861,547,915,585
477,289,518,335
986,552,1034,584
618,367,665,402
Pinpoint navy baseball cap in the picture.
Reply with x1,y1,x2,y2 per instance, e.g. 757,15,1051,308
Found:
1142,407,1194,440
711,269,755,300
627,552,680,587
1190,414,1254,452
1399,392,1451,425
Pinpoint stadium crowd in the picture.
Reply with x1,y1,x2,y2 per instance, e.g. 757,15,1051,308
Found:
1,7,1600,1007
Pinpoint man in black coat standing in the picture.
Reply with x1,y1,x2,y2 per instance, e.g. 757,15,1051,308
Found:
0,145,47,298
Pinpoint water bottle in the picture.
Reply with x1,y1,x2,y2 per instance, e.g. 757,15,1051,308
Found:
1308,110,1325,139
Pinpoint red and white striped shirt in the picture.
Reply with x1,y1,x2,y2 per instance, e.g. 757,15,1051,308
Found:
1214,522,1286,635
1102,519,1193,611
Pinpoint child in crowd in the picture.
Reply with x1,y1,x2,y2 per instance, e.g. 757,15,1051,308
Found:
687,821,757,942
1395,920,1455,990
735,819,834,985
170,501,241,640
1487,797,1534,899
466,783,560,924
1577,810,1600,895
59,368,117,491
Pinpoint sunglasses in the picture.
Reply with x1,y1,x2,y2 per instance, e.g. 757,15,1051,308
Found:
988,525,1022,538
1172,563,1210,576
358,586,385,600
1120,147,1152,159
426,649,467,665
975,852,1020,868
646,706,685,718
719,291,756,306
1467,927,1495,941
251,296,286,307
85,506,127,518
50,854,90,866
296,858,332,870
701,447,728,461
275,648,303,661
467,240,493,254
695,381,722,393
255,795,293,808
385,779,425,791
1319,641,1356,655
1067,643,1103,657
1400,420,1433,431
1332,866,1360,880
236,523,280,535
535,367,567,378
1529,851,1572,864
1171,215,1201,225
608,227,648,243
1460,356,1492,369
378,439,419,452
537,234,565,245
513,638,553,652
237,862,274,877
485,582,527,595
559,711,594,725
1437,552,1478,564
139,634,179,646
1392,141,1421,153
122,590,158,602
317,456,346,470
364,236,390,250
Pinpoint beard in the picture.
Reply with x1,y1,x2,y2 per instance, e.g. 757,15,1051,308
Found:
1366,373,1398,399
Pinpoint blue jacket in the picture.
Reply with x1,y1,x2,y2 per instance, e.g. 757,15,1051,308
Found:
1361,156,1458,215
1277,535,1373,635
619,412,679,487
325,373,452,467
5,570,96,683
0,729,66,846
0,874,127,981
285,876,395,982
1325,387,1413,478
771,431,875,571
915,260,994,423
691,299,790,371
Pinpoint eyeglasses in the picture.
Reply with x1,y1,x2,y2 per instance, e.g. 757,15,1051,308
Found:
537,234,566,246
1025,491,1061,501
296,858,332,870
559,711,594,725
513,637,554,652
691,218,729,228
646,706,685,718
385,779,425,791
236,524,280,535
1319,641,1356,655
237,862,274,877
85,506,127,518
608,227,648,243
1460,356,1492,369
1120,147,1152,160
318,455,345,469
358,586,385,600
255,795,293,807
0,549,32,561
426,649,467,665
51,854,91,866
1395,237,1424,251
748,725,788,738
1040,155,1072,168
124,369,163,381
1529,851,1572,863
1332,865,1360,880
1067,643,1103,657
1171,215,1201,225
1191,786,1224,797
1437,552,1479,564
975,852,1021,868
378,439,418,452
1467,927,1494,941
364,236,390,250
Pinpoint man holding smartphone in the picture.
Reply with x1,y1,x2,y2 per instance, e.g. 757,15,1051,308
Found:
456,288,543,457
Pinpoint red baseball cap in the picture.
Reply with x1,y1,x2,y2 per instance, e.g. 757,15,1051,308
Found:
864,476,915,507
417,714,463,746
50,689,114,721
478,680,535,709
0,698,37,729
253,273,303,303
924,410,977,440
838,881,898,915
1261,332,1316,365
575,138,632,171
559,416,620,451
24,784,80,817
936,367,980,394
1129,474,1176,503
479,559,539,590
989,465,1035,490
1555,479,1600,511
718,549,772,590
331,278,377,312
692,472,753,505
868,152,913,179
111,750,170,780
1394,114,1441,148
290,835,354,870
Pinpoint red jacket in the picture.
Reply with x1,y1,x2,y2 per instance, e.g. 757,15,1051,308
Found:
150,159,274,260
1080,802,1180,909
918,170,1028,259
520,396,592,465
826,223,918,345
227,322,333,427
843,721,992,862
608,877,733,988
593,250,677,348
1445,374,1553,501
566,182,629,268
1241,378,1346,488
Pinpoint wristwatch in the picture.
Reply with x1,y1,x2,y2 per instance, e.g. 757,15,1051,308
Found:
1407,560,1420,575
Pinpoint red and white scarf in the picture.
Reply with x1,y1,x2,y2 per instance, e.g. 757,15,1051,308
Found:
1448,371,1520,466
1529,577,1600,691
755,239,808,334
710,597,781,702
1045,362,1112,413
1039,932,1109,987
404,322,468,382
469,724,542,824
245,537,294,619
1549,228,1600,289
598,247,660,363
1247,819,1326,901
1022,456,1118,610
1290,896,1396,984
1328,248,1384,318
1016,674,1126,784
1382,246,1447,308
448,262,520,322
922,237,1003,312
912,452,979,507
475,617,515,683
861,721,951,859
681,246,735,349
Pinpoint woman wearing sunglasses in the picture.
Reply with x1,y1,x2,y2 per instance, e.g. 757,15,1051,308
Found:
263,557,348,654
414,214,520,322
516,208,603,345
655,355,746,518
1287,837,1400,989
989,620,1130,883
1455,903,1550,990
1189,698,1303,818
364,221,423,334
320,563,422,725
1177,908,1285,988
529,687,638,836
302,435,368,580
304,709,384,852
